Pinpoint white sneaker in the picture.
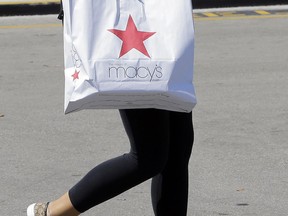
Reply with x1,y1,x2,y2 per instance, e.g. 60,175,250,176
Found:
27,203,49,216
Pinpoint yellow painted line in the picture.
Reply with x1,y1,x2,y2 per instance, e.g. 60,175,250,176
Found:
0,13,288,29
254,10,271,15
202,12,219,17
214,11,246,17
194,14,288,21
0,23,61,29
0,0,59,5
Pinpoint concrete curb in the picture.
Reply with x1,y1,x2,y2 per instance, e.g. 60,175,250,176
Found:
0,0,288,16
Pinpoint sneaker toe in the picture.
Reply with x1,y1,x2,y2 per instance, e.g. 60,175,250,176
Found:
27,203,36,216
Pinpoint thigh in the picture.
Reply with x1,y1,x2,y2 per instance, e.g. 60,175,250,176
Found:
119,109,170,165
169,111,194,165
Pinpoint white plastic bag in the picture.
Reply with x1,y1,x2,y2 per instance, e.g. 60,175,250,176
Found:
63,0,196,114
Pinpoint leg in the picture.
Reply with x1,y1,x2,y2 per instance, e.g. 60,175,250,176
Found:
48,193,80,216
151,111,194,216
66,109,170,213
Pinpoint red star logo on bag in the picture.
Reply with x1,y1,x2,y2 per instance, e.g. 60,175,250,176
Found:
108,15,156,58
72,70,80,81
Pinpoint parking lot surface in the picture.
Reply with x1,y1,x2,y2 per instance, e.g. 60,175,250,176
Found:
0,9,288,216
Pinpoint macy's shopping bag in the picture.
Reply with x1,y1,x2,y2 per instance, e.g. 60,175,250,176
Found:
62,0,196,114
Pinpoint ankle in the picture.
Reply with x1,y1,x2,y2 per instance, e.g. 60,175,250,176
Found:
46,200,80,216
46,202,53,216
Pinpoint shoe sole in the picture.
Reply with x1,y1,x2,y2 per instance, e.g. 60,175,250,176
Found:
27,203,36,216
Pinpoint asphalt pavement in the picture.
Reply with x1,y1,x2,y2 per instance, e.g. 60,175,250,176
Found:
0,6,288,216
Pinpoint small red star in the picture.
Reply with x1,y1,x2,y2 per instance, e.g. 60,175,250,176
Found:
108,15,156,58
72,70,80,80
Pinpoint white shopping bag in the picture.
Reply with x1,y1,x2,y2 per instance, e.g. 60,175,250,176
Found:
62,0,196,114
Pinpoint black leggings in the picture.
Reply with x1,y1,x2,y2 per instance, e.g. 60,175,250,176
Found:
69,109,194,216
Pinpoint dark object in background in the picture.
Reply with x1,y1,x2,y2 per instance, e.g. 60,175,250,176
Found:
0,0,288,17
0,3,59,16
193,0,288,9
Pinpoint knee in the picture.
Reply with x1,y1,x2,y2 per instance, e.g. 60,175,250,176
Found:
136,153,168,179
